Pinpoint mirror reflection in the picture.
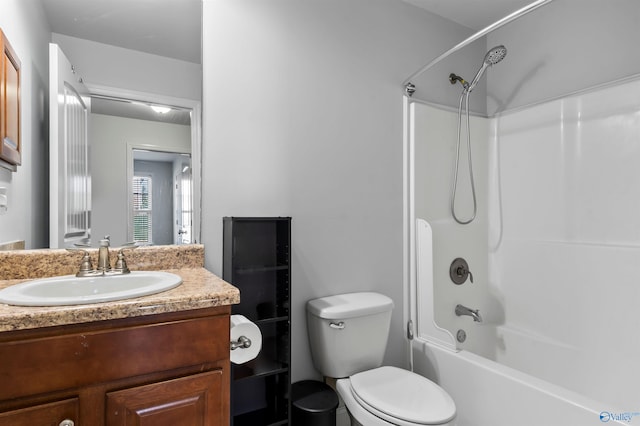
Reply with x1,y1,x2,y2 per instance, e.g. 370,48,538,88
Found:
0,0,202,250
131,149,192,246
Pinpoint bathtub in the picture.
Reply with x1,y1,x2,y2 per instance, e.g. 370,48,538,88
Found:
409,220,631,426
411,338,633,426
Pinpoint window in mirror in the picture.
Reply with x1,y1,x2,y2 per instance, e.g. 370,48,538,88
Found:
133,175,153,244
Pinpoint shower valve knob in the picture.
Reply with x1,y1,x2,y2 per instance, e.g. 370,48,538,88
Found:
450,258,473,285
455,266,473,283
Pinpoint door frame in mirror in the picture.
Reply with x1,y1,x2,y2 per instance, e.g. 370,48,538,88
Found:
86,83,202,244
128,145,191,244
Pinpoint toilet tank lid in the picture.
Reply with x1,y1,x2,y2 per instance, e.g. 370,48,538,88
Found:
307,292,394,320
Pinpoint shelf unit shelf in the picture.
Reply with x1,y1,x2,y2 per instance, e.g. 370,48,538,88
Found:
256,316,289,325
224,217,291,426
235,264,289,274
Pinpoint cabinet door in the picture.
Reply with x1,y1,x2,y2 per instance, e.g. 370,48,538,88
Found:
0,398,78,426
106,370,224,426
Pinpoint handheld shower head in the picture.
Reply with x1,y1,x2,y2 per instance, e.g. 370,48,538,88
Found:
484,45,507,66
467,45,507,92
450,45,507,225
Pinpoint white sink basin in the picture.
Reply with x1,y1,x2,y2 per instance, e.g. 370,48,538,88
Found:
0,271,183,306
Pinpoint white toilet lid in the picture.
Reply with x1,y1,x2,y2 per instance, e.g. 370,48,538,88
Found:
350,366,456,425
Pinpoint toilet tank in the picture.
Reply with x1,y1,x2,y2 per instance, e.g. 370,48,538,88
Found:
306,292,394,378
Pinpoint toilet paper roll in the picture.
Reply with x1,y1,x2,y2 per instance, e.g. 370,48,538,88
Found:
230,314,262,365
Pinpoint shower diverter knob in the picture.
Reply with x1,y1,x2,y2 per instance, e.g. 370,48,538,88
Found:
450,258,473,285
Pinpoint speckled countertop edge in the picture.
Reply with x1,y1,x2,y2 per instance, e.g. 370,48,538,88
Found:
0,246,240,332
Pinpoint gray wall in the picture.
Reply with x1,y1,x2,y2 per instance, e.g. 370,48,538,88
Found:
201,0,473,381
0,1,50,248
487,0,640,115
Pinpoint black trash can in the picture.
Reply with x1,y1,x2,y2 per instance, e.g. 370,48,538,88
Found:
292,380,339,426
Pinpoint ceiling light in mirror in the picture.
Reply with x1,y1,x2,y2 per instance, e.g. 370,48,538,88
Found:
150,105,171,114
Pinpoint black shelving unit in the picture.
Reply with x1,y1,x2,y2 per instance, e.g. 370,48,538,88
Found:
223,217,291,426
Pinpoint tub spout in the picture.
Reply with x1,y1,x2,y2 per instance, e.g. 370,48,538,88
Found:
455,304,483,322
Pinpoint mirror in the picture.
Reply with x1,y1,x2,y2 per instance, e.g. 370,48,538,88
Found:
34,0,203,249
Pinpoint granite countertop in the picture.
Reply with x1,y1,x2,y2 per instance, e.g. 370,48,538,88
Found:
0,245,240,332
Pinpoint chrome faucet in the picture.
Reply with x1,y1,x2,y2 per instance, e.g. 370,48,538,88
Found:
455,304,483,322
67,237,138,277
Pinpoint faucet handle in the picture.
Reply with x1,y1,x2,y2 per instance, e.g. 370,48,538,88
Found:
112,242,139,274
113,251,131,274
114,241,139,252
65,247,94,276
66,246,90,258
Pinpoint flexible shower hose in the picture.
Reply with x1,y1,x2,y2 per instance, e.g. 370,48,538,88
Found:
451,89,477,225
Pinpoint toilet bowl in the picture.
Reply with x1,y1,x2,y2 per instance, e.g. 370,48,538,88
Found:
306,292,456,426
337,366,456,425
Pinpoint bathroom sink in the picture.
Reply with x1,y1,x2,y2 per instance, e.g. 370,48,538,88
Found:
0,271,182,306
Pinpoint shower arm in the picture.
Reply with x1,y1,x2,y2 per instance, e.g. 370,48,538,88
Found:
449,73,469,89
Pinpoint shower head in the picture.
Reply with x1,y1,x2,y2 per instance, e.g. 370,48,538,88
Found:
484,45,507,65
467,45,507,92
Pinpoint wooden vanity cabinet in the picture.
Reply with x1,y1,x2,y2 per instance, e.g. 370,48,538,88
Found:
0,306,231,426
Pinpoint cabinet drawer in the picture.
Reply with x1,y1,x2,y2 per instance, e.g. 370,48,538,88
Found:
0,315,229,400
0,398,78,426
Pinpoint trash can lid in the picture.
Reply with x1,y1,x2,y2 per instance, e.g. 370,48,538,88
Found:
292,380,339,413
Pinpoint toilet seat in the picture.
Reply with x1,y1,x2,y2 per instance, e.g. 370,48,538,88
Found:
349,366,456,425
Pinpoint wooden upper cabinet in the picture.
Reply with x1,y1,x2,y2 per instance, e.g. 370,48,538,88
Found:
0,28,21,168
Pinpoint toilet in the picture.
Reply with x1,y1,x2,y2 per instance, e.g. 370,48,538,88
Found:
306,292,456,426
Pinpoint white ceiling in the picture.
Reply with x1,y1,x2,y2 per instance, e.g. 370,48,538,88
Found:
402,0,536,30
40,0,202,64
